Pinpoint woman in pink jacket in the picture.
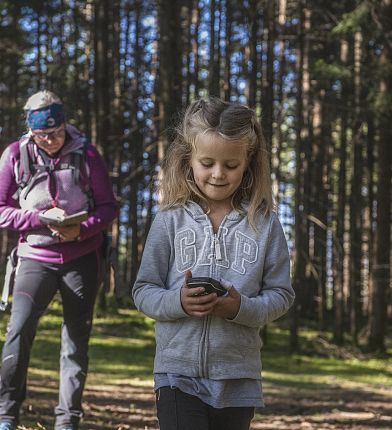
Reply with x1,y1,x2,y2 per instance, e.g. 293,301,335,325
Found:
0,90,118,430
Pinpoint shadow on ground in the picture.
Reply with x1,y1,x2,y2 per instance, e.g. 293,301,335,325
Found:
17,376,392,430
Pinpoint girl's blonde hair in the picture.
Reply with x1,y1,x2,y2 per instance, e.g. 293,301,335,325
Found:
24,90,62,111
159,97,273,226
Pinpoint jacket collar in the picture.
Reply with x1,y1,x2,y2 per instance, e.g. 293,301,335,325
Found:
183,200,246,222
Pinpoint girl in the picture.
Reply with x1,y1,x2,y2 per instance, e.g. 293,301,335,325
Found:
133,97,295,430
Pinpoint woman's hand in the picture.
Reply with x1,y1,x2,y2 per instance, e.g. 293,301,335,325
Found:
49,224,81,242
180,271,219,317
211,283,241,320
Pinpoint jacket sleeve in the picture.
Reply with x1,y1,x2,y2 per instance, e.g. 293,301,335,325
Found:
132,211,188,321
230,213,295,328
77,145,118,240
0,144,42,231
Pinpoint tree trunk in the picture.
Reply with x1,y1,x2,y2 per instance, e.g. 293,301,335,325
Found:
223,0,232,100
93,0,111,159
109,0,122,299
261,0,275,146
208,0,220,96
290,2,311,351
333,39,349,344
157,0,183,159
310,91,328,331
248,0,260,108
349,32,363,345
273,0,287,204
368,51,392,352
192,1,200,97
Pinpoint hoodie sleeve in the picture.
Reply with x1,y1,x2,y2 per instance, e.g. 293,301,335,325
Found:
132,210,188,321
230,213,295,328
0,143,42,231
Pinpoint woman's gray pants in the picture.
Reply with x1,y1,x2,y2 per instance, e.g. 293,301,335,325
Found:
0,251,100,429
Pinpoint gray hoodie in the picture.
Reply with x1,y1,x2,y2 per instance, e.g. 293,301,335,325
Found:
133,201,295,380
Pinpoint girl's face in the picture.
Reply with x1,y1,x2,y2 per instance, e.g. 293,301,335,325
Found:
190,132,248,210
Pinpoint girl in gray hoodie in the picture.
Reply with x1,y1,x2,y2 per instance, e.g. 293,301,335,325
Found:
133,97,295,430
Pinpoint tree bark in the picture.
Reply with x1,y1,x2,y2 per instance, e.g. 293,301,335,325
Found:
157,0,183,159
349,32,363,345
368,47,392,352
290,2,311,351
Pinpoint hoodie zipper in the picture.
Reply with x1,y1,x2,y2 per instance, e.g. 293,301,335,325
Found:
200,224,225,378
214,234,222,261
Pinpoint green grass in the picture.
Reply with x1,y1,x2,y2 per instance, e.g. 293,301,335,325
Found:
0,299,156,386
0,299,391,391
261,328,392,390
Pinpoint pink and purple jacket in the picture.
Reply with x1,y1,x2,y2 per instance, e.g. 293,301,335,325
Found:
0,125,118,263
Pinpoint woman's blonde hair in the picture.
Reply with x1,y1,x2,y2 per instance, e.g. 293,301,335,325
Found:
159,97,273,226
24,90,62,111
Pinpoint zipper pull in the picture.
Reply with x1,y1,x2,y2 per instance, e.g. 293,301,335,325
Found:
214,235,222,260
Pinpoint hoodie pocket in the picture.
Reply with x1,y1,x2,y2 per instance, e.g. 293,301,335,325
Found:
209,319,261,362
156,319,203,362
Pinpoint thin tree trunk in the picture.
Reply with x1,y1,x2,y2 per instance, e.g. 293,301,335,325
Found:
192,2,200,97
185,0,193,105
223,0,232,100
248,0,259,108
110,0,122,298
129,0,143,290
157,0,183,159
290,2,311,351
349,32,363,345
333,39,349,344
208,0,220,96
261,0,275,146
274,0,287,204
310,91,328,331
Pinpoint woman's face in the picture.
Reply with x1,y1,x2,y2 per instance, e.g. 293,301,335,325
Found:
30,124,66,156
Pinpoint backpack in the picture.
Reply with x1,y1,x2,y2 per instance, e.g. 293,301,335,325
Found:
13,134,94,209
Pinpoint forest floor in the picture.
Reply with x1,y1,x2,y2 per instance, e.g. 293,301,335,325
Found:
0,302,390,430
18,373,392,430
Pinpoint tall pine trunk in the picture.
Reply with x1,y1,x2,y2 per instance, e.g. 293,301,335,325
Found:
290,3,311,351
349,32,363,345
368,49,392,352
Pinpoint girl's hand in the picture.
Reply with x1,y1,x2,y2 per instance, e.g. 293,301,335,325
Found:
211,285,241,320
180,271,219,317
49,224,81,242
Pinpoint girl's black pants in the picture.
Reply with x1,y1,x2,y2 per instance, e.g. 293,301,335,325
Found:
156,386,255,430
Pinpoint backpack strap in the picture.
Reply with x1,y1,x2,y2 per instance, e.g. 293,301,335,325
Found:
19,140,35,186
73,138,95,210
0,247,18,312
72,149,82,184
12,137,36,201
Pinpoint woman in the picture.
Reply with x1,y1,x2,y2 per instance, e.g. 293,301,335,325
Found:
0,90,118,430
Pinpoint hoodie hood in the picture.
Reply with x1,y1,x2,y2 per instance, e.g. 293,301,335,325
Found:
61,123,87,156
183,200,246,223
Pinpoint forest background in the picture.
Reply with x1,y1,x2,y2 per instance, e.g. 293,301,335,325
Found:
0,0,391,429
0,0,391,384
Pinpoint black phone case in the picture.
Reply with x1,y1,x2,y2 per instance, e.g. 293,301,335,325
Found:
186,277,227,296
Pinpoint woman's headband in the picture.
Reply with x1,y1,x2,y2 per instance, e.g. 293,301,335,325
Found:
26,103,65,130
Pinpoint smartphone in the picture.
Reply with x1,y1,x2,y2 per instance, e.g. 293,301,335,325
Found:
186,277,227,296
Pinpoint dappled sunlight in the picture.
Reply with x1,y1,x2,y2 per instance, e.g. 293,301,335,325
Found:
1,306,390,429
